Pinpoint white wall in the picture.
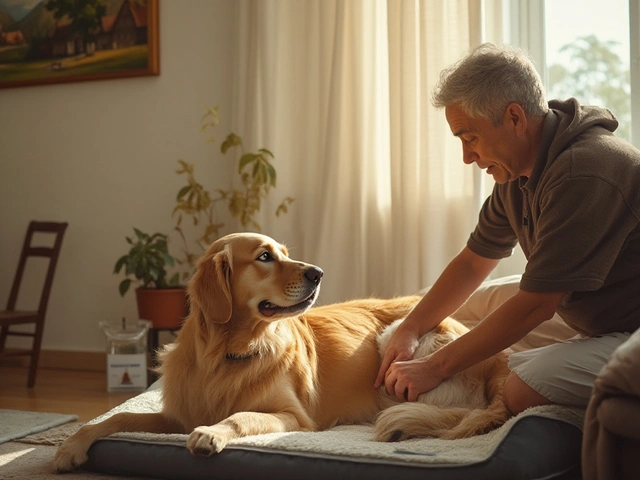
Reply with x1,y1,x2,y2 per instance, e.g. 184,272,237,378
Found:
0,0,235,352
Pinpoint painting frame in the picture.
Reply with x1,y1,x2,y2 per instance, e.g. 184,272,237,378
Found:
0,0,159,89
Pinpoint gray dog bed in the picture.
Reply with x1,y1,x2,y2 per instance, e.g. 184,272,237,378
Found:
82,383,584,480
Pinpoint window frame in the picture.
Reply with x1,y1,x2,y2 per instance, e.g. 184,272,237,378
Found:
508,0,639,147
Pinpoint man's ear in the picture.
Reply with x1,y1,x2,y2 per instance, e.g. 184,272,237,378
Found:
189,245,233,325
505,102,527,135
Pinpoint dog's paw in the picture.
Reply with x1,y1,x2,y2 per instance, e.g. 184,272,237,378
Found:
53,438,90,473
187,424,234,456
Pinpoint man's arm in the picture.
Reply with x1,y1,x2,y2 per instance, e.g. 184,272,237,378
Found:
374,247,499,388
383,288,566,401
406,247,500,336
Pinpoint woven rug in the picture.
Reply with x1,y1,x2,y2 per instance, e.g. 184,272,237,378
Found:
0,409,78,445
0,423,149,480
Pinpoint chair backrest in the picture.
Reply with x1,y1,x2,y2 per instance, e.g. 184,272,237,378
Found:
6,221,69,315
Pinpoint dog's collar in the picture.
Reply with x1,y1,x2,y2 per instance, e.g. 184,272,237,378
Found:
225,351,259,361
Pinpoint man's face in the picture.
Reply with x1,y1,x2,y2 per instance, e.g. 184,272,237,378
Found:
445,104,525,184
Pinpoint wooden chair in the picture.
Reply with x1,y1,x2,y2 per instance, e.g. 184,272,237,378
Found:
0,221,69,388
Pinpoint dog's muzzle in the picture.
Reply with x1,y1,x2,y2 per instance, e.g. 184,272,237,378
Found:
258,265,323,318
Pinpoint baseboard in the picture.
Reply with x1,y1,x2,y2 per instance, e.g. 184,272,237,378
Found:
1,349,107,372
2,329,177,372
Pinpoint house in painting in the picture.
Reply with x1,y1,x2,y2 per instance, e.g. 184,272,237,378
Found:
47,0,147,57
97,0,148,50
0,29,24,45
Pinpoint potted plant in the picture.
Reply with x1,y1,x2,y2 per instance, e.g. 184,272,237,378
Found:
114,228,187,329
171,106,294,280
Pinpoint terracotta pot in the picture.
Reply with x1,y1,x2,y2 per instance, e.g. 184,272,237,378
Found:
135,287,189,329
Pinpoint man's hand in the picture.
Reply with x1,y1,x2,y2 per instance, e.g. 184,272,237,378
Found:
380,355,445,402
376,288,567,403
374,324,420,393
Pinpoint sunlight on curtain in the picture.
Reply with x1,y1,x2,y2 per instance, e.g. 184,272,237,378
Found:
387,0,477,296
229,0,508,304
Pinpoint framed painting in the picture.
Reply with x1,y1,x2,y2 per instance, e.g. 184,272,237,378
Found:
0,0,159,89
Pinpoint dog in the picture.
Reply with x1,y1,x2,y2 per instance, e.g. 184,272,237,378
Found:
54,232,510,472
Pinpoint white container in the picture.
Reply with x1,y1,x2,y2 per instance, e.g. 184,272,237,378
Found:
99,319,151,392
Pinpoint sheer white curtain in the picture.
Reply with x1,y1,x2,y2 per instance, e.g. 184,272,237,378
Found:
229,0,506,305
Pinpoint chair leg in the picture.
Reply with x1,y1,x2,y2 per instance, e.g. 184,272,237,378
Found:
28,318,45,388
0,326,8,353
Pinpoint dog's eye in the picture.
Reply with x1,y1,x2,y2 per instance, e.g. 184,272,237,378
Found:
257,251,273,262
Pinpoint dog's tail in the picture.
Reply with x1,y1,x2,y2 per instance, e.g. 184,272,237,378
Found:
374,355,511,441
438,395,511,439
439,356,511,439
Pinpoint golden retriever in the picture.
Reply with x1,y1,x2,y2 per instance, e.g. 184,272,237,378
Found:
54,232,510,472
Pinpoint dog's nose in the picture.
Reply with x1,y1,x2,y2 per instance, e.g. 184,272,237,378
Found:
304,266,324,284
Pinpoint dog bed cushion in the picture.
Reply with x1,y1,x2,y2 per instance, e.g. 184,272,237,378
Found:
82,382,584,480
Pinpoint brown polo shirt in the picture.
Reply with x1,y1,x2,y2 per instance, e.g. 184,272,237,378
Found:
468,98,640,336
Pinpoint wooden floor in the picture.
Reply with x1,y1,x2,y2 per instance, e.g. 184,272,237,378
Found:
0,365,139,422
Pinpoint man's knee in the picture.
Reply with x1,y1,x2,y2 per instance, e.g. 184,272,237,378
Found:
502,371,552,416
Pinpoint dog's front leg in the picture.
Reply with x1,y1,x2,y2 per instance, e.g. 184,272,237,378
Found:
54,412,184,472
188,411,312,456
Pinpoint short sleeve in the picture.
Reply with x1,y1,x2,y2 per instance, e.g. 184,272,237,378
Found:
467,186,519,260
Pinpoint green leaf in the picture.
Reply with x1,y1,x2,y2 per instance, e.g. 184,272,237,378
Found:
175,159,191,174
251,161,262,184
124,258,137,276
162,252,175,267
148,233,167,244
148,265,160,281
259,148,274,158
201,105,219,123
266,162,277,187
114,255,127,273
119,279,131,297
239,153,256,173
221,133,242,154
176,185,191,201
133,227,146,241
169,273,180,286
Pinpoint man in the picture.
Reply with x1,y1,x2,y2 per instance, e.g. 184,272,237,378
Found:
374,43,640,416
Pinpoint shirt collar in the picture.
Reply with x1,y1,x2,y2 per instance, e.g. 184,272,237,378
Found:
520,109,560,193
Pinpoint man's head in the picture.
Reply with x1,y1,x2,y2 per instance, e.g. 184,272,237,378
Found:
432,43,548,183
432,43,548,124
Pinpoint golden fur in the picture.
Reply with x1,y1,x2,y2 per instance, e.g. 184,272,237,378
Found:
55,233,510,472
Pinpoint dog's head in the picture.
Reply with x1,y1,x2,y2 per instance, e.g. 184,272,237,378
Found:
189,232,323,325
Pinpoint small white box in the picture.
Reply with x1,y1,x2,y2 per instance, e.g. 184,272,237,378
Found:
106,353,147,392
100,319,151,392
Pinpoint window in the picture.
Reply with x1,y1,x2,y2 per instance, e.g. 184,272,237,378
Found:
508,0,639,147
490,1,639,278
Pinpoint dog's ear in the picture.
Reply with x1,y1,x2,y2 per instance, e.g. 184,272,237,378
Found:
189,245,233,324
